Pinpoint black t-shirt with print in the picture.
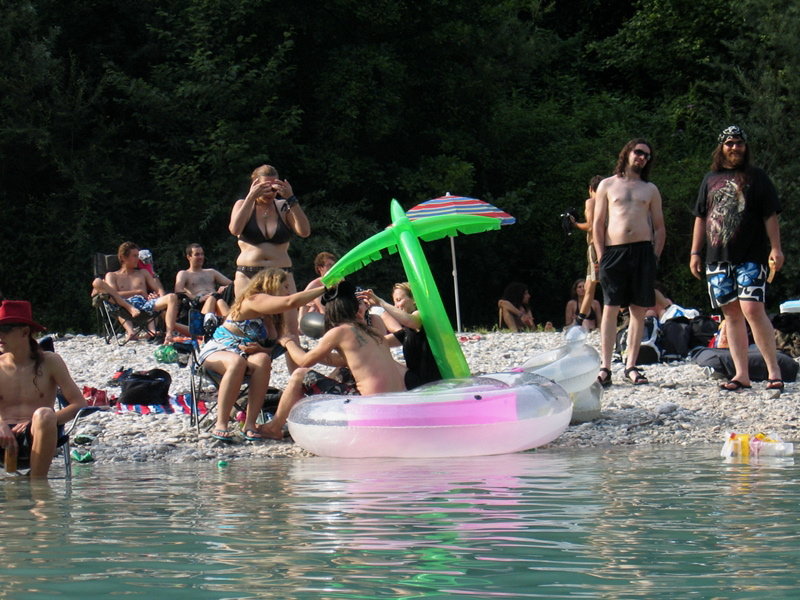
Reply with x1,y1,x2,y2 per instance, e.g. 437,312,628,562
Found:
694,166,781,265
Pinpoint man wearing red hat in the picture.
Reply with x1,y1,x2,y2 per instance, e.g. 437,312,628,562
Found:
0,300,87,477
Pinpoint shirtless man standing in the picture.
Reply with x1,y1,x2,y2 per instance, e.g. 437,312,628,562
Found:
257,281,407,440
174,243,232,319
0,301,86,477
92,241,182,342
593,139,665,386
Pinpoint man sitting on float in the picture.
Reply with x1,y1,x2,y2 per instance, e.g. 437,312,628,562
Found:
256,281,409,440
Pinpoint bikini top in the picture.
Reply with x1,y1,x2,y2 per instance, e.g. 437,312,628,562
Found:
238,201,293,246
220,316,269,344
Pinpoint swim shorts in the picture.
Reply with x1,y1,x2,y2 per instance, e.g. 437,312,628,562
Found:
126,295,159,313
302,369,360,396
599,241,656,308
705,262,767,308
586,244,599,282
1,422,33,462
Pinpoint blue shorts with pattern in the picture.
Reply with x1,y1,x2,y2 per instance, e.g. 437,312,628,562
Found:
705,262,767,308
127,295,159,313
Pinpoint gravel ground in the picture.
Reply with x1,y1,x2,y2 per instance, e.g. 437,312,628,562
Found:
52,330,798,463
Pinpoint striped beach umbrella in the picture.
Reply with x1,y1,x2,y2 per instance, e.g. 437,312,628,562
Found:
406,194,515,331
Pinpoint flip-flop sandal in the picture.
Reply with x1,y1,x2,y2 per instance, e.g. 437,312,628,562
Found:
766,379,785,391
211,429,234,442
624,366,648,385
597,367,613,388
719,380,751,391
243,428,264,441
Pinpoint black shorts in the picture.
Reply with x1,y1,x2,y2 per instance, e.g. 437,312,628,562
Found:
599,241,656,308
1,422,33,462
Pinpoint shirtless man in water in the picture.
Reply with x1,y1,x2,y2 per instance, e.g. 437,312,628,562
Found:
174,243,232,318
92,242,182,342
229,165,311,336
0,301,86,477
257,281,407,440
593,139,665,386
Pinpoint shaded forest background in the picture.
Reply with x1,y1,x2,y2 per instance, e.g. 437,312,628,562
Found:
1,0,798,333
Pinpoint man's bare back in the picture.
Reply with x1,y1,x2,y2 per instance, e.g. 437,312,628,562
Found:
329,323,405,395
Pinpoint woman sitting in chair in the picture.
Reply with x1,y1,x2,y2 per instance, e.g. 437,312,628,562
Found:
197,269,325,442
498,282,535,332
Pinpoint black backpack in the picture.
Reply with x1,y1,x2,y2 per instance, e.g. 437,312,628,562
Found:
660,317,692,360
118,369,172,405
689,316,718,349
616,316,661,365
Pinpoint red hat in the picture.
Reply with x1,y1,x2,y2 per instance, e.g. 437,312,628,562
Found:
0,300,46,332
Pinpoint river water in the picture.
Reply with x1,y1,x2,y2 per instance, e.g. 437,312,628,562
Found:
1,445,798,599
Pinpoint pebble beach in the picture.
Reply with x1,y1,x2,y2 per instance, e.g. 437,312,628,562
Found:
53,331,798,463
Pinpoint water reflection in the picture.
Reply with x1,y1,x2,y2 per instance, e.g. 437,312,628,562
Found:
1,446,798,598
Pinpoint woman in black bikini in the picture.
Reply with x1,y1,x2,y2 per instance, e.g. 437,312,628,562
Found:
229,165,311,336
565,278,602,331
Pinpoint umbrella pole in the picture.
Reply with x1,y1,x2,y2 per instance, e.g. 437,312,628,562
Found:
450,236,462,333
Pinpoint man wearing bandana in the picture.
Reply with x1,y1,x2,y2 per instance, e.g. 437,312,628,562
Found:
690,126,785,392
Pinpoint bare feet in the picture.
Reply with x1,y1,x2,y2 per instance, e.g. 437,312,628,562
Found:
257,423,285,440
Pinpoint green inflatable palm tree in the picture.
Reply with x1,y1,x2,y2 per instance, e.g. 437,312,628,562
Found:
321,199,501,379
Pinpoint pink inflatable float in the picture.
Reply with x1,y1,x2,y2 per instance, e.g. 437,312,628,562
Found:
286,372,572,458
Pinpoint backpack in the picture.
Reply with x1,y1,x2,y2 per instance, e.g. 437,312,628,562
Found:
118,368,172,405
689,316,719,349
616,316,661,365
659,317,692,360
771,312,800,358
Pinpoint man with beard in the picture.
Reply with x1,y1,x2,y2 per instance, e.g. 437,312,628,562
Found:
593,139,665,386
690,126,784,392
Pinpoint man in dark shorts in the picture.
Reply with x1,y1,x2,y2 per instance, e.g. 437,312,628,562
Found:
593,139,666,386
689,125,784,392
256,281,408,440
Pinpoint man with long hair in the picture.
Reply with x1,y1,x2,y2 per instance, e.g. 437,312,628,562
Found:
690,125,784,391
0,301,86,477
257,280,408,440
593,139,665,386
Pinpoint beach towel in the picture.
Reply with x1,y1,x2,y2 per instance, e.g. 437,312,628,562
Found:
115,394,209,415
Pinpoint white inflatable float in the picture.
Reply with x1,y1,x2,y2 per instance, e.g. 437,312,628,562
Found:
287,372,572,458
519,326,602,423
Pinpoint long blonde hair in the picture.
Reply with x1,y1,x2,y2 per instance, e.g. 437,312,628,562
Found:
230,268,287,335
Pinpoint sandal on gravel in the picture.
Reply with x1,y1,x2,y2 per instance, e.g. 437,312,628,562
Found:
597,367,613,388
624,366,648,385
211,429,234,442
766,379,785,391
719,380,751,391
243,428,264,441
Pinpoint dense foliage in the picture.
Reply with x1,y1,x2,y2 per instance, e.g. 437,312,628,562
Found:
1,0,797,332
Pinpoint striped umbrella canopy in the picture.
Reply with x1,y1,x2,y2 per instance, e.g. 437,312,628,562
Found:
406,194,515,332
406,194,516,226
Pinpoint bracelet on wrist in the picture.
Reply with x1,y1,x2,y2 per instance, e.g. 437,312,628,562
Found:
691,252,701,256
282,195,298,212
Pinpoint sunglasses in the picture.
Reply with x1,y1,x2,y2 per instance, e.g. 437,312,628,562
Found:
0,324,23,333
724,140,745,148
633,149,651,161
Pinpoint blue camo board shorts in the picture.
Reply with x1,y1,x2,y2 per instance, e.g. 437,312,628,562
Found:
705,262,767,308
106,295,158,314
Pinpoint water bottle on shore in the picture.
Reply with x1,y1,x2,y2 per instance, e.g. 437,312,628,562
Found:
721,432,794,458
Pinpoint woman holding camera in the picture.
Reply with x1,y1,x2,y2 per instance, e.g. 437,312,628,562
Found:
229,164,311,336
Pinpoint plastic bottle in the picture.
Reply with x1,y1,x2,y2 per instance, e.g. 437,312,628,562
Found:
720,432,794,458
4,449,17,473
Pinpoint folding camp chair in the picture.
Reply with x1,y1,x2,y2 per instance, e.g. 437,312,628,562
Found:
178,310,281,434
92,252,164,346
